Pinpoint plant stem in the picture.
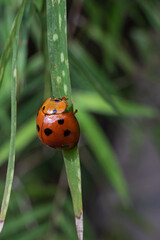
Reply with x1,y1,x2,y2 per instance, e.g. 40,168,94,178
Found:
46,1,83,239
0,32,18,232
47,0,72,110
0,0,29,231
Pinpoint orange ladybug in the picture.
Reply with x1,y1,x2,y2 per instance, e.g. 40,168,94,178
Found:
36,97,80,150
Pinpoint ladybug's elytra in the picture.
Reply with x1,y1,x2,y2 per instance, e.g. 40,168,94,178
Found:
36,97,80,150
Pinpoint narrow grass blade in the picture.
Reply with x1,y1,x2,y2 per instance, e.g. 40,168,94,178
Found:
69,42,121,114
18,1,31,84
63,147,83,240
33,0,43,12
46,0,72,108
0,0,28,88
136,0,160,33
87,25,136,73
0,1,30,230
69,42,117,95
0,29,18,231
78,111,130,205
73,91,158,117
46,1,83,239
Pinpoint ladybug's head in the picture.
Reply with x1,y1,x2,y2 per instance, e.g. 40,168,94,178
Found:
41,97,68,115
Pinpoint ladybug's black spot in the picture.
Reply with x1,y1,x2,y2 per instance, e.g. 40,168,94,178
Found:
53,109,57,114
42,106,45,110
64,129,71,137
37,125,40,132
61,145,69,149
58,119,64,125
44,128,52,136
54,99,60,102
49,145,56,149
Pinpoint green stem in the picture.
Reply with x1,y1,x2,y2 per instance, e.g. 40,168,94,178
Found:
47,0,72,110
0,0,29,231
0,33,18,228
46,1,83,239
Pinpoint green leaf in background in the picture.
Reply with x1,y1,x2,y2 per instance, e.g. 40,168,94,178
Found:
33,0,43,12
136,0,160,33
0,117,36,166
9,223,50,240
0,0,28,88
17,0,31,87
0,0,30,231
70,42,120,114
74,91,158,117
0,203,52,239
78,111,130,205
70,42,117,95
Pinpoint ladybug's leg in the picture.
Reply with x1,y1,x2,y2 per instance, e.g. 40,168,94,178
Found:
74,109,78,115
62,96,68,101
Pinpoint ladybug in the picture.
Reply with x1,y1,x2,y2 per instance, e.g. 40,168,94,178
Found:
36,97,80,150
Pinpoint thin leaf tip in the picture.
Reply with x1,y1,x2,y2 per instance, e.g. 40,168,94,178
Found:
0,220,4,232
75,211,83,240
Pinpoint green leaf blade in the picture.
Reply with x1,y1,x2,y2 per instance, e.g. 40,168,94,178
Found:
0,0,28,88
0,0,30,231
47,0,72,108
63,147,83,240
46,1,83,239
78,111,130,206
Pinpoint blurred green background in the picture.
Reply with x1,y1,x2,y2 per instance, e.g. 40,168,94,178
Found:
0,0,160,239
